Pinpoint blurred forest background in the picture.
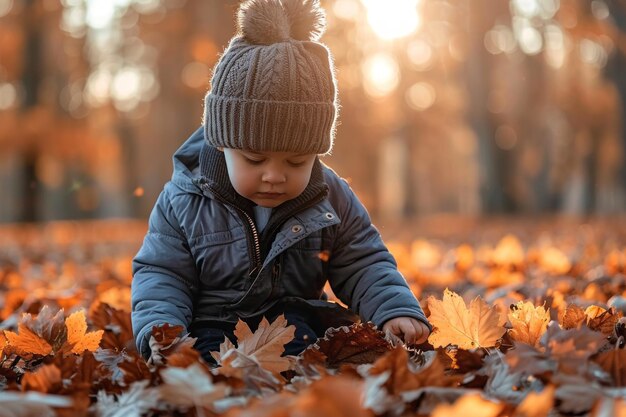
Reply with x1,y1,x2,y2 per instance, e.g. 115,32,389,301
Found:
1,0,626,225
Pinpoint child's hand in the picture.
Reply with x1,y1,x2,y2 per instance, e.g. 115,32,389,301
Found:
382,317,430,345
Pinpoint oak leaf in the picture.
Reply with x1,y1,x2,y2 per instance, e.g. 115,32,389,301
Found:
508,301,550,347
65,310,104,353
4,323,53,356
427,289,506,349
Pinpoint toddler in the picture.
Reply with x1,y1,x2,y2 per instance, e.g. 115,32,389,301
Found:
131,0,431,362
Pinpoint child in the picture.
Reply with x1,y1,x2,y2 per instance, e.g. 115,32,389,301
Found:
131,0,431,362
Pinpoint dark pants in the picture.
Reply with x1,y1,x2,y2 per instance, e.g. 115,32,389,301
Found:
190,308,319,365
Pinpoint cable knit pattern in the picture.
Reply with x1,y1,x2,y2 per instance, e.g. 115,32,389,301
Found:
202,0,337,154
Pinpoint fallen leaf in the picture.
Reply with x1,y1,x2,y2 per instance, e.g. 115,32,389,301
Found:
159,363,229,412
0,391,72,417
431,392,504,417
491,234,525,267
508,301,550,347
65,310,104,353
233,315,296,376
301,322,393,369
427,289,507,349
542,322,608,374
89,302,134,351
4,323,53,356
93,380,159,417
513,385,555,417
586,307,622,335
148,324,195,367
21,364,62,394
559,304,586,329
21,306,67,352
554,375,603,414
594,347,626,387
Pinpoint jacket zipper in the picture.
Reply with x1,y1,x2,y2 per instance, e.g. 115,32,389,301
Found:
200,182,262,277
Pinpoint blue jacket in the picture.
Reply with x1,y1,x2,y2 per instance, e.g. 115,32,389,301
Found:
131,127,429,356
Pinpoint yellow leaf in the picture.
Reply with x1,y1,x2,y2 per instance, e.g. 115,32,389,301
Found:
508,301,550,347
65,310,103,353
427,289,506,349
4,324,53,356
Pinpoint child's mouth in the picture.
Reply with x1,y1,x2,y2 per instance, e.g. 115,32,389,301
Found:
256,192,285,199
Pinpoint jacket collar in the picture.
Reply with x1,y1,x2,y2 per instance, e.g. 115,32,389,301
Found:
198,142,329,253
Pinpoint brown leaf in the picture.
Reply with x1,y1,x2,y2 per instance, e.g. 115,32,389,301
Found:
21,364,62,393
554,375,603,414
159,363,229,411
559,304,586,329
542,322,608,375
148,323,195,367
233,315,295,375
4,323,53,356
586,307,622,335
21,306,67,352
594,347,626,387
0,391,72,417
508,301,550,347
89,302,134,351
505,343,555,377
65,310,104,353
431,392,504,417
212,315,295,378
369,347,458,394
301,322,393,369
427,289,506,349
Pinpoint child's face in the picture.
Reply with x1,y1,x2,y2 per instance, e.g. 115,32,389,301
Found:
222,148,317,208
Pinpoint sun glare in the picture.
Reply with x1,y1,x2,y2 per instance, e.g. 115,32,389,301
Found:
361,0,421,41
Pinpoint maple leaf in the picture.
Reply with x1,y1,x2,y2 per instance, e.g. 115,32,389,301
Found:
212,315,295,378
4,323,53,356
0,330,7,358
430,392,504,417
22,306,67,352
300,322,393,370
427,289,507,349
159,363,229,412
508,301,550,347
585,306,622,335
65,310,104,354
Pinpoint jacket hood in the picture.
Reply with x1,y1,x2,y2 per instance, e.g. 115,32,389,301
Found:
170,126,205,195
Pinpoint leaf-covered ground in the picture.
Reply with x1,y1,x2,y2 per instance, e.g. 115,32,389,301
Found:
0,218,625,417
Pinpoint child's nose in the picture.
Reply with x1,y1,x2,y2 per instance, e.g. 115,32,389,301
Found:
262,168,286,184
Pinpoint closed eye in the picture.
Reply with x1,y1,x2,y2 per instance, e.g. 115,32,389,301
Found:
287,160,306,167
244,157,264,165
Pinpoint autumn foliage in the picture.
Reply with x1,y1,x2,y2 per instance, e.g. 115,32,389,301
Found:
1,221,626,416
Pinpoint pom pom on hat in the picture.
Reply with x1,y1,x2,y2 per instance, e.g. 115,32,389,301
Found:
237,0,326,45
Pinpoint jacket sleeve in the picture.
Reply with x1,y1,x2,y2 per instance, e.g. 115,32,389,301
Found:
326,179,431,330
131,186,199,359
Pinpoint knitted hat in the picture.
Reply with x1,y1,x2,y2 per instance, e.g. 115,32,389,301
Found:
203,0,338,155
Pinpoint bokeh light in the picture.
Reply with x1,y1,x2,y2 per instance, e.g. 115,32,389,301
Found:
362,52,400,97
406,82,436,111
361,0,421,40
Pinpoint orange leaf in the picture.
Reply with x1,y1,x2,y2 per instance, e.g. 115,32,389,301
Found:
65,310,103,353
431,392,503,417
427,289,506,349
21,364,62,393
4,324,53,356
508,301,550,347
